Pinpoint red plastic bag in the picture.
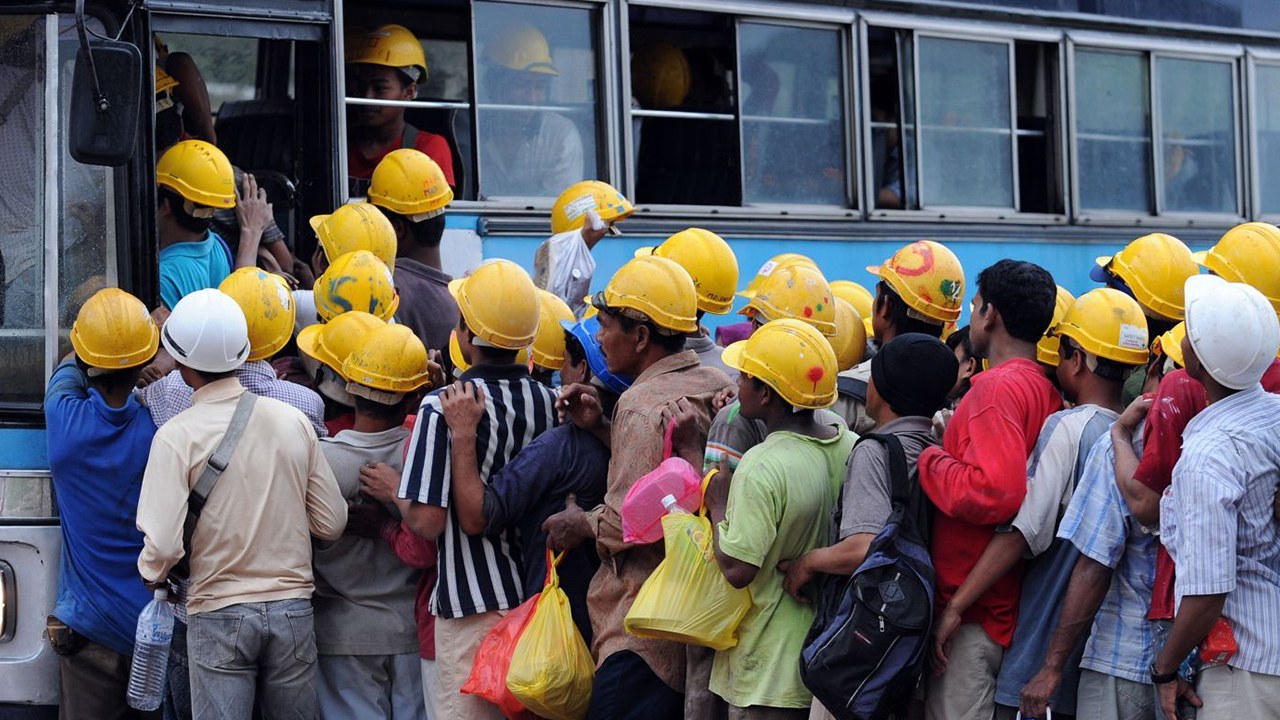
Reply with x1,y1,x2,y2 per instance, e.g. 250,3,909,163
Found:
622,421,706,544
461,594,539,720
1199,616,1237,665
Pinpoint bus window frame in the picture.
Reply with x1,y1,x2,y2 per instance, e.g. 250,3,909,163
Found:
1245,51,1280,223
1067,30,1247,227
622,0,859,219
858,13,1068,225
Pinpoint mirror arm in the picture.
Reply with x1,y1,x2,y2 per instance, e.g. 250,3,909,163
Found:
75,0,109,113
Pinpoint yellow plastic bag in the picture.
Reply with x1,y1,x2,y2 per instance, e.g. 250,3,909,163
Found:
624,470,752,650
506,551,595,720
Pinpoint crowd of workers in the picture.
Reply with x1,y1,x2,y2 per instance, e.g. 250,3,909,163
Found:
40,23,1280,720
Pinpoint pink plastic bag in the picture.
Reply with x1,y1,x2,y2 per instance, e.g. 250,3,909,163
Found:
621,422,706,545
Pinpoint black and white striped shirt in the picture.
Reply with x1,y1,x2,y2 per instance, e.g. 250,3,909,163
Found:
398,364,558,618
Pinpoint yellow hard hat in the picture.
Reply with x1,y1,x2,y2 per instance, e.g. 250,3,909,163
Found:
1093,233,1198,321
314,250,400,322
637,228,739,315
155,65,179,112
368,149,454,219
218,268,296,361
450,328,530,373
830,280,875,338
297,310,387,374
741,264,836,337
69,288,159,370
551,181,635,235
532,289,576,370
1152,321,1187,368
581,304,599,321
1192,222,1280,314
632,42,691,109
310,202,399,272
738,253,817,300
829,298,867,372
867,240,965,324
156,140,236,209
485,22,557,75
1050,288,1150,366
592,255,699,334
346,24,428,83
1036,286,1076,367
448,259,540,350
342,324,432,393
723,318,838,409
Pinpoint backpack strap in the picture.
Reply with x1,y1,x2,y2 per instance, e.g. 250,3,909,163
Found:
401,123,421,153
179,392,259,566
837,376,867,403
856,432,909,507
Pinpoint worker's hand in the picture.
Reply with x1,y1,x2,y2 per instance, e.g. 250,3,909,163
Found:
358,462,401,504
1157,676,1201,720
236,173,274,237
543,494,591,552
426,350,447,390
137,348,177,388
931,408,953,441
557,383,604,430
440,382,486,437
711,386,737,414
661,397,704,463
580,209,609,249
1019,665,1062,719
1116,393,1155,435
779,554,818,604
273,356,313,387
931,603,963,675
344,498,393,539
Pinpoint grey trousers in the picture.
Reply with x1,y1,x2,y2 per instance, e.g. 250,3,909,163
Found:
188,598,318,720
316,652,426,720
1075,669,1157,720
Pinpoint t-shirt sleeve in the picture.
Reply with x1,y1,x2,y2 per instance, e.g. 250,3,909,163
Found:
704,402,763,473
717,453,782,567
840,440,893,539
45,358,88,409
1058,436,1128,569
398,402,451,506
1011,416,1078,557
417,132,457,187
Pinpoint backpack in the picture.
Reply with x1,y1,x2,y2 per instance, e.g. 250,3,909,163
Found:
799,433,935,720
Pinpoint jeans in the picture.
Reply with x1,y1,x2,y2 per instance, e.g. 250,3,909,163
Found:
163,620,192,720
188,599,318,720
316,653,425,720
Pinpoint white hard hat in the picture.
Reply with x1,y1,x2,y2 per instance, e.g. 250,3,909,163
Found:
1184,274,1280,389
161,288,251,373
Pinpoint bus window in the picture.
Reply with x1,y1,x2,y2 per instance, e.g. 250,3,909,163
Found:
1015,41,1063,215
474,1,600,199
157,33,260,139
868,27,916,210
1156,57,1237,215
1073,49,1152,214
1256,63,1280,215
630,7,740,206
739,23,847,206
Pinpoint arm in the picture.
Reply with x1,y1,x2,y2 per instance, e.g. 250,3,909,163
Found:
918,405,1032,525
780,534,875,604
135,437,190,582
1154,595,1221,720
557,384,610,448
380,519,438,569
234,173,273,269
1019,556,1115,717
165,52,216,144
1112,422,1161,527
934,530,1028,670
708,457,770,590
440,382,490,535
383,402,454,540
305,428,347,541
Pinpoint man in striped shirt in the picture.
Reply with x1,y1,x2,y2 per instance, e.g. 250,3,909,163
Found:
387,260,556,720
1155,276,1280,720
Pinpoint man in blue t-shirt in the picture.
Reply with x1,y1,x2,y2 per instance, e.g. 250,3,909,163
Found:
45,288,161,719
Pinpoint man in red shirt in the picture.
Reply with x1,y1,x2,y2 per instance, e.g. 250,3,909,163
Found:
920,259,1062,720
347,24,457,197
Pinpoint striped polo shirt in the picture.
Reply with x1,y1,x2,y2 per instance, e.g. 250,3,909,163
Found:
398,363,557,619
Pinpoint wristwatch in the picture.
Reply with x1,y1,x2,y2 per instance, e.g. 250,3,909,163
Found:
1150,662,1179,685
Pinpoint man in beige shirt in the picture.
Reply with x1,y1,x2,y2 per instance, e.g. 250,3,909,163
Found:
136,289,346,720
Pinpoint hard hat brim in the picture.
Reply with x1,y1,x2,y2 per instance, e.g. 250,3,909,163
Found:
1190,250,1209,267
865,264,883,278
721,341,746,373
633,246,656,258
1089,262,1112,284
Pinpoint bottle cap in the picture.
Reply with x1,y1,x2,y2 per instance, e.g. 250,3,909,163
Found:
154,588,168,601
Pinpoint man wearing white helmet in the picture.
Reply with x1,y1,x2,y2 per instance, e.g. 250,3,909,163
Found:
1151,276,1280,720
136,288,347,720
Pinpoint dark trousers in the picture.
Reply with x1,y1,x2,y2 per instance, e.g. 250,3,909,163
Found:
162,620,192,720
58,636,161,720
587,650,683,720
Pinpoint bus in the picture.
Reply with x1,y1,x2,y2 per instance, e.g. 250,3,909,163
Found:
3,0,1279,712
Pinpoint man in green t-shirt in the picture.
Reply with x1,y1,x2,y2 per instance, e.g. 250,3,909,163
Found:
671,318,854,718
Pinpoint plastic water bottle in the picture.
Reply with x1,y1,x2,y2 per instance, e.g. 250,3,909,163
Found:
126,588,174,711
661,493,690,515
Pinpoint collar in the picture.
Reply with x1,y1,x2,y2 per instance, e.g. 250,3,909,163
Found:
394,257,452,286
632,350,701,386
325,426,409,448
875,416,934,435
190,376,246,404
235,359,274,383
1184,383,1265,437
459,363,532,383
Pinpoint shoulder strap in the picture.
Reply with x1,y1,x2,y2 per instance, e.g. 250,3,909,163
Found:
401,123,421,152
186,392,258,519
856,432,909,507
837,376,867,403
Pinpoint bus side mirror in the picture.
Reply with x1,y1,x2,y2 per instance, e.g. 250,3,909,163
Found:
69,39,142,167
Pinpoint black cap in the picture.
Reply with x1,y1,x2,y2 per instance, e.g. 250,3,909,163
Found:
871,333,959,418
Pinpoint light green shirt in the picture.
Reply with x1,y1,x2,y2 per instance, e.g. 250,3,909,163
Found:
710,422,856,708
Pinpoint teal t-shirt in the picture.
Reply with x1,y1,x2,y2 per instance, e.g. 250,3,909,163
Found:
158,230,232,309
711,422,855,709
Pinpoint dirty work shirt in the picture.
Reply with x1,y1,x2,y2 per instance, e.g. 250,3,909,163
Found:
586,351,732,691
704,401,844,473
314,426,420,656
919,357,1062,647
393,258,457,354
711,424,856,709
482,422,609,642
993,404,1118,714
158,230,232,309
45,359,157,655
839,415,936,539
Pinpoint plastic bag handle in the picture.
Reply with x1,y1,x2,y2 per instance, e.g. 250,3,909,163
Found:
697,468,719,518
543,549,566,589
662,419,675,461
1015,709,1051,720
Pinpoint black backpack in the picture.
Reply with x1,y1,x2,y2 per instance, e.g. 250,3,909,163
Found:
799,433,935,720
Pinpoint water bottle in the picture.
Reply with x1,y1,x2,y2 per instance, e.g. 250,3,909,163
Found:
662,493,690,515
126,588,174,711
